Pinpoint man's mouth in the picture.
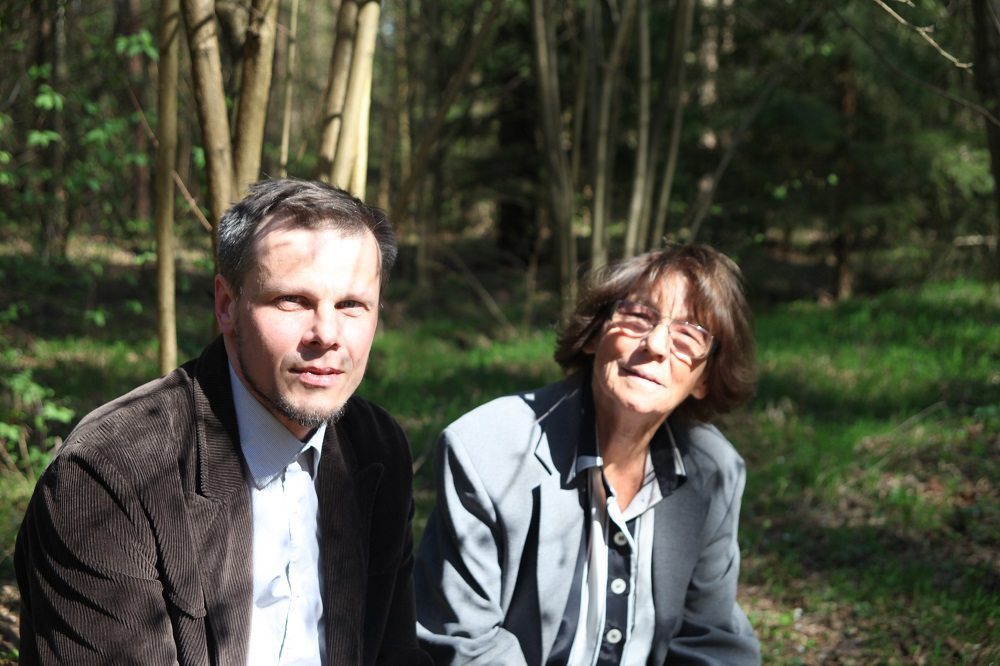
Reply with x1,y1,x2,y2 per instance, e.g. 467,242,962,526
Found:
293,366,344,386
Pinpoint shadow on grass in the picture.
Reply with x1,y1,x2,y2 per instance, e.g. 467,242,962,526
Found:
0,251,214,349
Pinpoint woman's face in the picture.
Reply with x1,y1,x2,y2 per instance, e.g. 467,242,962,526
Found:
588,273,710,427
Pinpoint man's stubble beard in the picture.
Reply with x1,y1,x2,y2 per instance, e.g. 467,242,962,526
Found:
233,326,346,431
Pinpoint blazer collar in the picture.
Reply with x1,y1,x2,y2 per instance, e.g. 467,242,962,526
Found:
190,336,248,500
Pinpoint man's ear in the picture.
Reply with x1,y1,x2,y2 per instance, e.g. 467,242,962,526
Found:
214,275,237,335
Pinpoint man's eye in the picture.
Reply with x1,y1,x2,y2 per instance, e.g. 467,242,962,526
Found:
337,300,368,314
276,295,308,309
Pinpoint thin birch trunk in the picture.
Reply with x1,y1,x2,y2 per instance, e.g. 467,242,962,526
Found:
156,0,180,374
651,0,695,246
319,0,358,181
279,0,300,177
623,0,651,258
332,0,379,192
233,0,279,197
182,0,234,243
591,0,637,269
530,0,577,315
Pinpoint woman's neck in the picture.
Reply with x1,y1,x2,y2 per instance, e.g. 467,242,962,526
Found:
595,409,666,510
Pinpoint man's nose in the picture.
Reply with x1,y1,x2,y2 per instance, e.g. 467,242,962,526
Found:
304,304,340,349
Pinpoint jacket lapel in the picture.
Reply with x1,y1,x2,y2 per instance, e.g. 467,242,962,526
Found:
189,338,255,665
317,419,380,665
648,422,710,665
530,381,590,660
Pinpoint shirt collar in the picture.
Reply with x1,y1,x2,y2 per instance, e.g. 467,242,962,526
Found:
568,380,687,496
229,363,325,489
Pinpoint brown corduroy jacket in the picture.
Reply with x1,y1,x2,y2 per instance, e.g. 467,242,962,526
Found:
15,337,429,665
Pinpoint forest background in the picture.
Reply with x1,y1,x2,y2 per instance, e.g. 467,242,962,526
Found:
0,0,998,663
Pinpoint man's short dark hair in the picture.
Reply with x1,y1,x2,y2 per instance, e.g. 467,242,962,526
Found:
554,244,756,422
217,178,397,296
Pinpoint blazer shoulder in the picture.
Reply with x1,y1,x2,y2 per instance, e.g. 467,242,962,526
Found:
672,420,746,493
59,365,197,464
446,379,575,440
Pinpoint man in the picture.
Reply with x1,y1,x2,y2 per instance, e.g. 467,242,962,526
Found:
16,179,429,665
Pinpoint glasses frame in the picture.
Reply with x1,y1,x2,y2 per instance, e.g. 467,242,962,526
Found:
609,299,716,362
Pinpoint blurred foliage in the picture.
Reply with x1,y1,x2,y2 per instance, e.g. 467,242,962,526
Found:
0,1,993,282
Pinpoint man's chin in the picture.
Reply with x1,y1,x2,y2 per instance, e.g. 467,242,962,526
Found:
276,398,345,429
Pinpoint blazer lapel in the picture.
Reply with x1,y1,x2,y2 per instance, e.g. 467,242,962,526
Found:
189,338,255,665
649,481,709,664
317,421,380,665
530,381,589,660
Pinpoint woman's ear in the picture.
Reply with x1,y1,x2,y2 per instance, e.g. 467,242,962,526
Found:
691,371,709,400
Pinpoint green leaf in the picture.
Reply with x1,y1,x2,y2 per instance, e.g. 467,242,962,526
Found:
84,308,107,328
0,422,21,445
27,130,61,148
34,84,64,111
40,402,74,424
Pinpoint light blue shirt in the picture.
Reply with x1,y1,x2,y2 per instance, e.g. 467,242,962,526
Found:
230,364,326,665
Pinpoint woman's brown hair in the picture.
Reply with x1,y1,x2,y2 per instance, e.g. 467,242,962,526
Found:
553,244,756,422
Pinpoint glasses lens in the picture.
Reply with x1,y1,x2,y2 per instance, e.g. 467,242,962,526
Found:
670,322,711,359
613,301,656,336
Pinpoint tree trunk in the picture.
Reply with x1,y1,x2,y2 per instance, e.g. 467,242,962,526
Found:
389,0,504,224
394,0,413,225
37,0,69,263
623,0,651,258
651,0,695,246
156,0,180,374
279,0,300,177
119,0,152,226
182,0,234,243
971,0,1000,262
332,0,379,193
591,0,637,269
319,0,358,181
570,0,596,190
233,0,280,198
530,0,577,315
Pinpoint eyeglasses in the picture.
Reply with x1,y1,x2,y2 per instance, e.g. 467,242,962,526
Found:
610,300,715,362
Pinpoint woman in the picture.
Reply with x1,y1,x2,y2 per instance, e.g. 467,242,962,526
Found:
415,245,760,665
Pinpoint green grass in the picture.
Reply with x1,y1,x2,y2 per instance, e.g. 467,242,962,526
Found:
1,239,997,662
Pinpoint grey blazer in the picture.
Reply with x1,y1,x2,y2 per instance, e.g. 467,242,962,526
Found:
415,378,759,665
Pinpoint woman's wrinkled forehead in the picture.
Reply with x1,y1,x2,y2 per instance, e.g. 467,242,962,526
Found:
630,267,713,326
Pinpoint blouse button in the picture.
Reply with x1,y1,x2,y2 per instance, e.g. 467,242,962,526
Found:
605,628,623,644
612,531,628,547
610,577,627,595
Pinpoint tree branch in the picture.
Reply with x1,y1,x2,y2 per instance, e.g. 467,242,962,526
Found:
868,0,972,70
836,8,1000,128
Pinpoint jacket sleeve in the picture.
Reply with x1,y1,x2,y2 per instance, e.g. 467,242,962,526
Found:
15,448,185,664
369,495,433,666
665,452,760,665
414,428,529,666
350,403,432,666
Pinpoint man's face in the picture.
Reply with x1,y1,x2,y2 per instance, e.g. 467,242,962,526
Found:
215,223,382,439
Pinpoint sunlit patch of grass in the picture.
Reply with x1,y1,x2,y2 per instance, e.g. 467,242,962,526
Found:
0,475,33,577
363,325,560,471
739,280,999,663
